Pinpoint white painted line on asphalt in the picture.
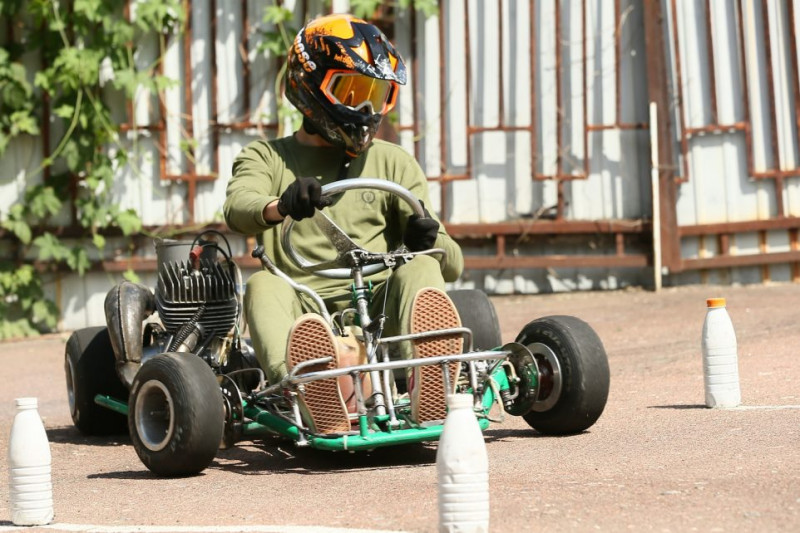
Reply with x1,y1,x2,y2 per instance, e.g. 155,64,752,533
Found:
1,524,410,533
729,404,800,410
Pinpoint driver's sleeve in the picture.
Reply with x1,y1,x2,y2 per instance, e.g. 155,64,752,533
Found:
396,160,464,282
224,141,279,235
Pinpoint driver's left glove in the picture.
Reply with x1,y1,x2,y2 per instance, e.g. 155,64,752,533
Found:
403,202,439,251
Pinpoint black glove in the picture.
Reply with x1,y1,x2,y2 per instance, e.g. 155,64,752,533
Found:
277,177,331,221
403,202,439,251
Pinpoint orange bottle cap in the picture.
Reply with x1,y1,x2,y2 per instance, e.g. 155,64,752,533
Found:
706,297,726,308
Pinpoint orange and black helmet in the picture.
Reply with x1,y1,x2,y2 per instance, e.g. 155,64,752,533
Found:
285,14,407,156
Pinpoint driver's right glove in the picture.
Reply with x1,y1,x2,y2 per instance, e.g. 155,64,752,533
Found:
277,177,332,221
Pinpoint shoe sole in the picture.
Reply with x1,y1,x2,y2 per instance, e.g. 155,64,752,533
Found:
286,314,350,434
410,288,463,424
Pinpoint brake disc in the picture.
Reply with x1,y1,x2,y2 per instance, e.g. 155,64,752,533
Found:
501,342,540,416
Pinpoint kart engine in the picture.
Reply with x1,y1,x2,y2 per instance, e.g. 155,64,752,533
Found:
154,237,240,355
105,233,253,391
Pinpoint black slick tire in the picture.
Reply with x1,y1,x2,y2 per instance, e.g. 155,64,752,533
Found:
64,326,129,435
128,352,224,477
448,289,502,350
516,315,610,435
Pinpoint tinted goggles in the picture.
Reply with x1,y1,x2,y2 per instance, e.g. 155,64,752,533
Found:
322,71,399,114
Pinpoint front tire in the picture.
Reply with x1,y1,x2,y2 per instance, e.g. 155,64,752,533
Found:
128,352,224,476
64,327,129,435
515,316,609,435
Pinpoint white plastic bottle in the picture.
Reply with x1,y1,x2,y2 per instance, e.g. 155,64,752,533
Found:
436,393,489,533
8,397,54,526
701,298,741,408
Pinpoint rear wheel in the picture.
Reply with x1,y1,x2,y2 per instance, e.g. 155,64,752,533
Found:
64,327,128,435
515,316,609,434
128,352,224,476
448,289,502,350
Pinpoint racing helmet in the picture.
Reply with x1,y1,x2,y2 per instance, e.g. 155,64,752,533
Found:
285,14,407,156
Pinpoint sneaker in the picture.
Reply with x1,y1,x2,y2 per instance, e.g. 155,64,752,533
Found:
286,314,350,434
409,288,463,424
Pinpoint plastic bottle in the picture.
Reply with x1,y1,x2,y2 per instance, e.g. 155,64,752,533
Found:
701,298,741,408
8,397,54,526
436,393,489,533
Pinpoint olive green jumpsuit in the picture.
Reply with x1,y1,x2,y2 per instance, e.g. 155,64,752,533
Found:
224,135,463,384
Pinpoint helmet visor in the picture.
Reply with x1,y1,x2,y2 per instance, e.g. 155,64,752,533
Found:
322,71,398,115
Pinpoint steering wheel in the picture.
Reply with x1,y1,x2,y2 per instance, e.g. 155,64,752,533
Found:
280,178,427,279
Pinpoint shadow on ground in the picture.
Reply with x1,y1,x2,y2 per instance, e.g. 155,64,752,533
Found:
46,425,130,447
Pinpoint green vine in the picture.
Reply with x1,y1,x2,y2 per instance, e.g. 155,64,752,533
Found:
0,0,182,339
0,0,433,340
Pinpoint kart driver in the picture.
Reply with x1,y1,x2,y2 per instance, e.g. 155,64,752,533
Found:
224,13,464,432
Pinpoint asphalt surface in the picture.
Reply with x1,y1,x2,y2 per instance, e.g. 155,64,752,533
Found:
1,283,799,532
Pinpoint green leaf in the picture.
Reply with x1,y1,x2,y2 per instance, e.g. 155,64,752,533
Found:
11,264,34,288
33,71,51,92
111,67,139,98
0,319,40,341
179,137,198,155
26,186,62,219
67,247,90,275
258,31,291,56
61,139,81,172
33,233,69,261
8,111,38,135
115,209,142,236
152,75,179,91
92,233,106,249
134,0,185,34
1,218,31,244
31,299,59,329
54,104,75,119
73,0,103,22
49,16,65,34
349,0,382,19
263,6,293,25
123,269,140,283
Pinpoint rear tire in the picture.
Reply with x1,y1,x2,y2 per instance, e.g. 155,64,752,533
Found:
64,327,128,435
448,289,502,350
516,316,609,435
128,352,224,476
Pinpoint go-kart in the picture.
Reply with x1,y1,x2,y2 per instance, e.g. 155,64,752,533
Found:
64,178,610,477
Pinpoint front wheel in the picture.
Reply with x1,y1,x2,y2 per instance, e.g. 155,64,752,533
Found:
515,316,609,435
128,352,224,476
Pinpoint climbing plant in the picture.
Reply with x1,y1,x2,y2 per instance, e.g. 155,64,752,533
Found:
0,0,181,339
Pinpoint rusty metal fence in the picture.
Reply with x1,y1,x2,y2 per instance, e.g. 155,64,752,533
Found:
4,0,800,328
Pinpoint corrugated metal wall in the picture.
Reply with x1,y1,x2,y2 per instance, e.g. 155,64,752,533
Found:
667,0,800,286
2,0,800,331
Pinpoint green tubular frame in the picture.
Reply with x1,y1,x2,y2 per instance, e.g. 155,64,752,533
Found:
235,360,509,451
95,394,128,415
241,401,492,451
93,351,522,452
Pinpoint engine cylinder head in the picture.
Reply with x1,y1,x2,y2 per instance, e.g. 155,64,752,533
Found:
154,239,238,336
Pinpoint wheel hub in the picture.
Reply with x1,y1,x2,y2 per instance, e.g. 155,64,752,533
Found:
134,380,175,452
527,342,563,412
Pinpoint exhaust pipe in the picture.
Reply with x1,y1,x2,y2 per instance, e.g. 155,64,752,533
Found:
104,281,155,388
